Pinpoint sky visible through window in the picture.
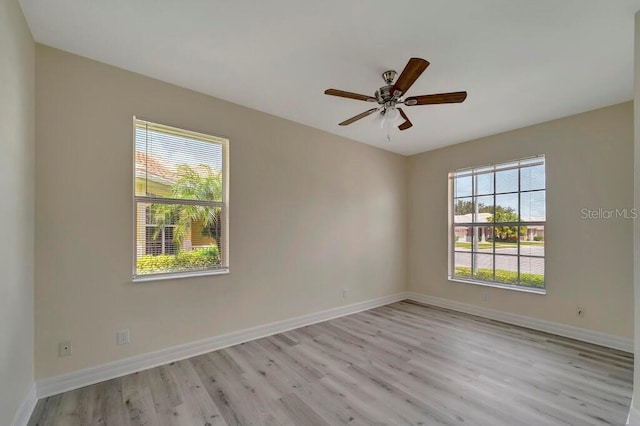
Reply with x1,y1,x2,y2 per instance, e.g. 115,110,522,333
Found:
453,158,545,220
135,127,223,172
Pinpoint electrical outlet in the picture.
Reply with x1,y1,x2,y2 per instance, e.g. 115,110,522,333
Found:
58,341,72,357
117,329,130,345
577,307,585,318
342,288,349,299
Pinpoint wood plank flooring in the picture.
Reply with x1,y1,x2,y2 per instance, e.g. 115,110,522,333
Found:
28,301,634,425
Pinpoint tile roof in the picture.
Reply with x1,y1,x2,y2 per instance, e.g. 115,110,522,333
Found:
135,151,176,183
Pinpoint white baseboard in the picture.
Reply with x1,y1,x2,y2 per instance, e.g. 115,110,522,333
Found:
406,292,633,353
36,292,406,398
34,291,633,399
628,405,640,425
11,383,37,426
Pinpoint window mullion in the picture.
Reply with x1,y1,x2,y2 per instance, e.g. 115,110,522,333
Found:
493,166,496,283
517,161,521,285
471,171,476,277
135,195,223,208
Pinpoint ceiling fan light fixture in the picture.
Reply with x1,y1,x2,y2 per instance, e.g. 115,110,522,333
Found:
375,110,386,128
384,106,399,121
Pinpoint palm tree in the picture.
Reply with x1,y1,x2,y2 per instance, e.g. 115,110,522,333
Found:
487,207,527,242
148,164,222,251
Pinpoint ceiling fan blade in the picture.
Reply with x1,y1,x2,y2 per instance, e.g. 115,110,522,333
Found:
391,58,429,97
338,108,379,126
397,108,413,131
405,91,468,106
325,89,376,102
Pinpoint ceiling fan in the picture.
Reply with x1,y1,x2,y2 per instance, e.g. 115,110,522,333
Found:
325,57,467,131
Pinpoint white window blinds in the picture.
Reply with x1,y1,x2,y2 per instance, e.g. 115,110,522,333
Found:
133,118,229,279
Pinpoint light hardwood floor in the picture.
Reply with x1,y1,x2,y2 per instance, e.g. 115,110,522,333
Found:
28,301,633,425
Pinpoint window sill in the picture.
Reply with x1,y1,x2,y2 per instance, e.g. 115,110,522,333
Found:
448,277,546,295
133,268,230,283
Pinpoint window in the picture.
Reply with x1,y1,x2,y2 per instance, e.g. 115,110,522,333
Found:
134,118,229,279
449,156,545,292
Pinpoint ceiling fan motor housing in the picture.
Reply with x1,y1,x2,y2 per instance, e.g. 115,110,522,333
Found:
376,85,394,104
377,70,398,104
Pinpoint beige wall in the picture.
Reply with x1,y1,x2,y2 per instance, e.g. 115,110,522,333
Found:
34,45,407,379
33,38,635,384
408,102,634,338
0,0,35,420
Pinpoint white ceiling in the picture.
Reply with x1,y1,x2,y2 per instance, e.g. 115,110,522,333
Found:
19,0,640,155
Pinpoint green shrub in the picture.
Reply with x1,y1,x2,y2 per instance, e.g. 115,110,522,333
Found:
533,235,544,241
454,266,544,289
136,254,176,272
137,246,221,274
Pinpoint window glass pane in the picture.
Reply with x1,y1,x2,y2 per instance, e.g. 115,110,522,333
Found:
495,168,518,194
520,190,545,222
474,195,494,223
472,226,493,253
494,238,518,256
521,225,545,256
453,226,473,248
521,164,545,191
472,254,494,282
520,256,545,289
136,201,222,275
164,227,178,255
494,193,518,222
493,224,523,243
146,206,178,225
495,236,518,255
145,227,162,255
475,171,494,195
454,198,474,223
494,255,519,285
453,252,472,278
135,123,223,202
454,174,472,198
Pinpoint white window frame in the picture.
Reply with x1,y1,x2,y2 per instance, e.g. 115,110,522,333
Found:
448,155,545,294
132,117,230,281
